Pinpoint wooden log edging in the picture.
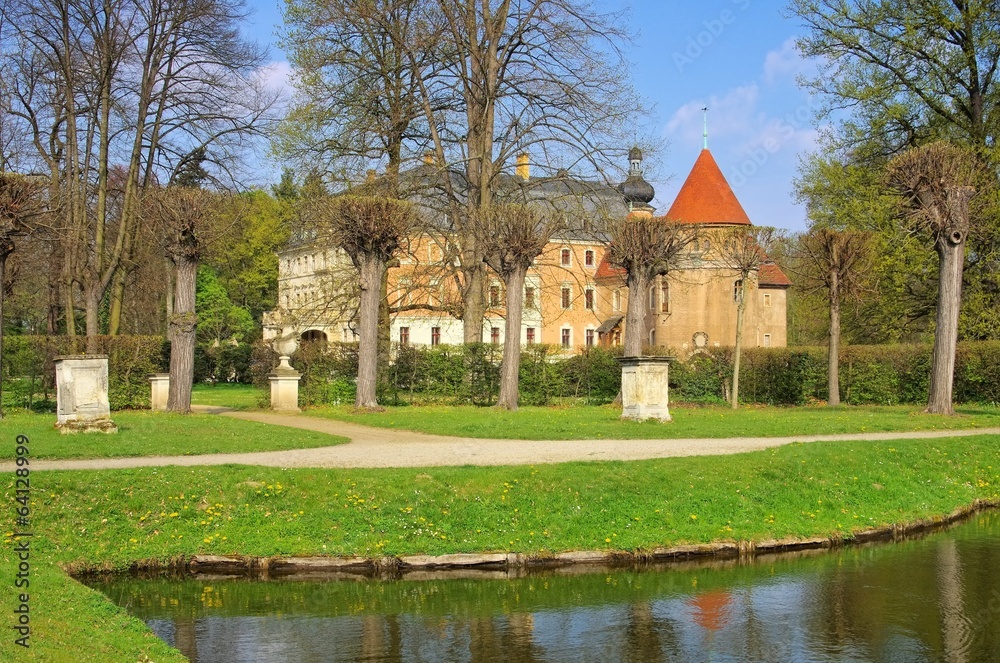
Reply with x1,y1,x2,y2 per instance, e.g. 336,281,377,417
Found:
68,498,1000,580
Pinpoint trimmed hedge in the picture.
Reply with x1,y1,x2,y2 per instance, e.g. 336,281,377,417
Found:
249,341,1000,408
1,335,169,410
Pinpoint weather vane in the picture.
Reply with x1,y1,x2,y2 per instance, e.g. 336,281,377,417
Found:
702,107,709,149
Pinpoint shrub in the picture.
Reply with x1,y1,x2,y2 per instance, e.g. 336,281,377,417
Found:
1,335,168,410
244,339,1000,408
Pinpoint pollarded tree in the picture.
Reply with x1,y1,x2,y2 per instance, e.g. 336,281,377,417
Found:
0,173,44,418
607,216,699,358
716,226,781,410
794,227,875,406
144,187,238,413
473,203,563,410
886,141,982,415
312,195,415,409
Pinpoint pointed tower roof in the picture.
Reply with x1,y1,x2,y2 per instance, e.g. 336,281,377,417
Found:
666,149,751,225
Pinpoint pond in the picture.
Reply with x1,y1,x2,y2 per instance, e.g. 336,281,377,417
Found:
84,512,1000,662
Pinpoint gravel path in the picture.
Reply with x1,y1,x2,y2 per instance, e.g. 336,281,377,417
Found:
6,406,1000,472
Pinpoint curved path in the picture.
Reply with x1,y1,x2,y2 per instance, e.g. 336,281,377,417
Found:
6,406,1000,472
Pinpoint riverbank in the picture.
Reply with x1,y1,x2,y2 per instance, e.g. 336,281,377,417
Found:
2,433,999,661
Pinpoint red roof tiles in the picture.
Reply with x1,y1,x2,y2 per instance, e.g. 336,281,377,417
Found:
666,149,751,226
594,253,625,280
759,263,791,287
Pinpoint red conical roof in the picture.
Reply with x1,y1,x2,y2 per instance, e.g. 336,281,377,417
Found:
666,149,751,225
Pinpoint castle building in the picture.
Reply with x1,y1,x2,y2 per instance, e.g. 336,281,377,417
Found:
263,147,789,354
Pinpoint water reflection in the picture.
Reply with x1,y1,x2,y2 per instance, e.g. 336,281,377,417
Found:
86,513,1000,662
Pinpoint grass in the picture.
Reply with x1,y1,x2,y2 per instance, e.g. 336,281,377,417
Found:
20,436,997,567
304,402,1000,439
2,407,999,660
191,382,261,410
0,411,346,460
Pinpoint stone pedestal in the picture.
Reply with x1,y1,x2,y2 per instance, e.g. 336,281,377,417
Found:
268,356,301,412
618,356,674,422
149,373,170,411
54,355,117,433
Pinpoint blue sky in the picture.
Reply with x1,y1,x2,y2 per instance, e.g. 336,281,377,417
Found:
246,0,819,232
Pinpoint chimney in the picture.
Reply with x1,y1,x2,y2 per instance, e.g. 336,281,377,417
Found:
516,152,530,181
422,151,435,166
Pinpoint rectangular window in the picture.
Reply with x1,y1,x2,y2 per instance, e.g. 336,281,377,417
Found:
585,288,595,310
763,293,772,307
763,333,772,347
586,329,595,347
561,328,571,349
649,287,656,311
489,284,501,307
491,327,500,344
561,286,571,309
526,327,536,345
399,327,409,346
613,289,622,312
585,250,595,267
525,286,535,309
431,327,440,346
660,283,670,313
560,248,571,266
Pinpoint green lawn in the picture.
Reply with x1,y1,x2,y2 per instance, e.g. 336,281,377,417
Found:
2,432,999,661
303,402,1000,439
0,410,346,460
191,382,261,409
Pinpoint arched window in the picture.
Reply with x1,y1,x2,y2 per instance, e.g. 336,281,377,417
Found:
301,330,327,344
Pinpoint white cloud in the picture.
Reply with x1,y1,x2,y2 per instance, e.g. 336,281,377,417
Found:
763,37,815,85
257,60,294,101
664,85,760,146
740,117,819,155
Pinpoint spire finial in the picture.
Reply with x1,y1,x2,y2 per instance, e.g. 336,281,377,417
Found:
702,107,709,149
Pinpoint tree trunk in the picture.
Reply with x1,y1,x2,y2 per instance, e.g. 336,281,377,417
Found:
828,269,841,407
927,231,965,415
356,255,385,408
64,275,77,338
462,261,487,343
623,272,649,357
167,256,197,413
732,285,747,410
497,268,526,410
0,250,9,418
165,257,175,335
84,285,102,353
107,266,126,335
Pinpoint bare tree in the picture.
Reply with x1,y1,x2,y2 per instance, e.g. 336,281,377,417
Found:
312,195,414,409
0,0,276,345
434,0,642,342
794,227,875,406
607,216,698,357
281,0,645,343
0,173,44,417
473,203,562,409
144,186,236,413
886,141,981,415
716,226,781,410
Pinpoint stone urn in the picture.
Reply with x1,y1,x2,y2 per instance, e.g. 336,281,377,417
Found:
268,335,302,412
